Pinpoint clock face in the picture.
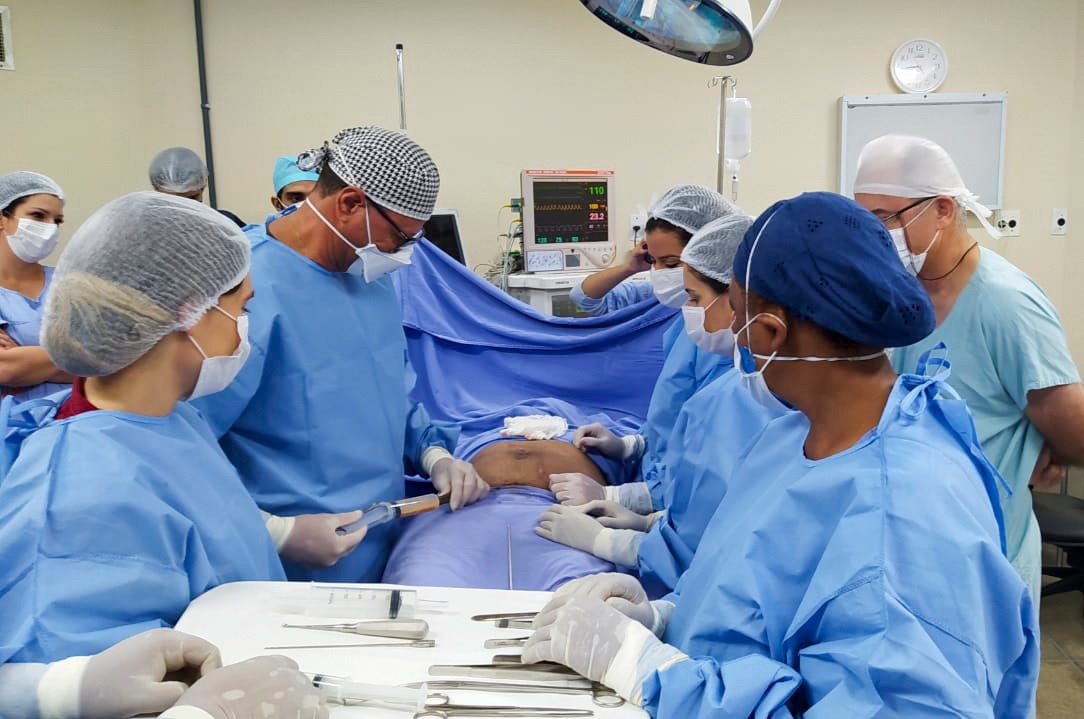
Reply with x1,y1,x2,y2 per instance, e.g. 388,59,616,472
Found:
526,249,566,272
891,39,948,94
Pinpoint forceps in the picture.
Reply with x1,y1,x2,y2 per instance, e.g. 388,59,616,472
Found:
265,639,435,650
281,618,429,639
404,681,624,708
416,694,593,718
427,663,623,707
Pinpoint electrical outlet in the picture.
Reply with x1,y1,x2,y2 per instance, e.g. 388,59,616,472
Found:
996,210,1021,237
1051,209,1068,236
629,212,647,241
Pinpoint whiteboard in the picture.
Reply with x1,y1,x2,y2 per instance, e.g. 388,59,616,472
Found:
839,92,1007,209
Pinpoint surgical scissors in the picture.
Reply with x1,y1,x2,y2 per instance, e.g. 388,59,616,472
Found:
404,681,624,708
416,694,593,718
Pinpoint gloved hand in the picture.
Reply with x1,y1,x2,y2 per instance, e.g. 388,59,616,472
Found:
280,512,367,568
431,457,490,510
77,628,222,719
580,499,658,532
549,473,606,506
536,505,642,567
523,595,687,705
553,573,656,631
169,655,327,719
573,424,628,459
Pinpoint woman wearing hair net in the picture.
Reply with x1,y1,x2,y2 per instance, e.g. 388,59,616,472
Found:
541,213,791,598
854,135,1084,606
0,193,288,665
0,172,74,399
523,193,1038,717
553,185,738,519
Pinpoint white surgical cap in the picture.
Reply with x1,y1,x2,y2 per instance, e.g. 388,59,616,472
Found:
42,192,250,377
681,212,754,285
148,147,209,194
297,126,440,221
648,184,736,235
0,171,64,211
853,135,1000,239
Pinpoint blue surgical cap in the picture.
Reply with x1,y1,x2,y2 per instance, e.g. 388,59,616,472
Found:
732,192,934,348
273,155,319,195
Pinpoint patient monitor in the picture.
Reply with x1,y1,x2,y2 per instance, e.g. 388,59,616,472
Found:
520,169,616,273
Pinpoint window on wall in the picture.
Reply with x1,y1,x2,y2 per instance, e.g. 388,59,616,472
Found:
0,6,13,71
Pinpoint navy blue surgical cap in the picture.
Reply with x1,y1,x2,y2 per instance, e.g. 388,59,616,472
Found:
732,192,934,348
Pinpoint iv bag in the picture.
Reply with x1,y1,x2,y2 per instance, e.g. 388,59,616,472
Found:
724,97,752,163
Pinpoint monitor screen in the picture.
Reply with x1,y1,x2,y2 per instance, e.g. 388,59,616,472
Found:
423,211,466,265
530,180,609,245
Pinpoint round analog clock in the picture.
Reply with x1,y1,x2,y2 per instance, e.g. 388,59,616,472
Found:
890,39,948,94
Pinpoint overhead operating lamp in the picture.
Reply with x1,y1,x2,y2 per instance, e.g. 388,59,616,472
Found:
579,0,780,65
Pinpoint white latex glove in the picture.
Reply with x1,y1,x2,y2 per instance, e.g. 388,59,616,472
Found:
572,423,627,459
609,482,656,515
536,505,642,567
280,512,367,568
523,595,687,704
168,656,327,719
552,572,656,631
580,499,658,532
549,473,606,506
74,629,222,719
431,457,490,510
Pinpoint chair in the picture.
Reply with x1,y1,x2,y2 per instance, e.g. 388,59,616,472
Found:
1033,489,1084,597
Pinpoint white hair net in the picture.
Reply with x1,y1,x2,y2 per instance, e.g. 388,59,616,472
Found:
0,171,64,211
648,184,736,235
680,212,754,285
853,135,1000,239
297,126,440,221
148,147,208,194
42,192,250,377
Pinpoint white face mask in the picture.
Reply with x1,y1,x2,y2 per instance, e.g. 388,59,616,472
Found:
888,199,938,277
681,297,735,356
187,307,250,400
305,198,413,283
6,218,59,263
649,267,688,308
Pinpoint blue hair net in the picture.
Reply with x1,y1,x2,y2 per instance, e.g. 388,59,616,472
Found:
732,192,934,348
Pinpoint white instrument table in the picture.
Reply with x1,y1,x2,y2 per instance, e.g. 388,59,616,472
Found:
176,582,647,718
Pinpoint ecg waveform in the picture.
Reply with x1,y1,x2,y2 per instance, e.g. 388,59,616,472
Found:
535,203,584,212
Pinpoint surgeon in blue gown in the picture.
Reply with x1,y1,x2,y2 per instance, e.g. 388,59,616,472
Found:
541,213,789,598
0,192,285,665
524,192,1039,717
192,127,488,583
556,184,737,513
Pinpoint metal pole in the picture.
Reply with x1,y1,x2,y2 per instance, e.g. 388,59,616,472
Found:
711,76,732,196
193,0,217,207
395,43,407,132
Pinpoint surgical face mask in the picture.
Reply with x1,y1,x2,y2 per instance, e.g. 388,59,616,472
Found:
5,218,59,263
887,199,938,276
649,267,688,308
682,297,735,356
306,198,413,282
732,313,788,413
187,306,250,400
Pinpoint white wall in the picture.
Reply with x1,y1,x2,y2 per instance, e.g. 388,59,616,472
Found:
3,0,1084,356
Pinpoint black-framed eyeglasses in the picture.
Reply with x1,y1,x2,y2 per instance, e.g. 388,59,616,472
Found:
370,202,425,246
876,197,935,229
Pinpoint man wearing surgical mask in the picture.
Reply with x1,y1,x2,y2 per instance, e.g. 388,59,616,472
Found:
555,185,737,516
0,172,74,400
854,135,1084,605
191,126,488,584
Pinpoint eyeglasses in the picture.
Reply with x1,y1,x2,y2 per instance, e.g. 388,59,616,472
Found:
876,197,935,229
370,202,425,246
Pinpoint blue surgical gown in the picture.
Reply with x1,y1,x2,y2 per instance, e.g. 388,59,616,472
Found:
644,373,1039,718
0,397,284,664
892,249,1079,600
637,366,788,598
0,267,68,400
191,222,457,582
569,279,655,317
